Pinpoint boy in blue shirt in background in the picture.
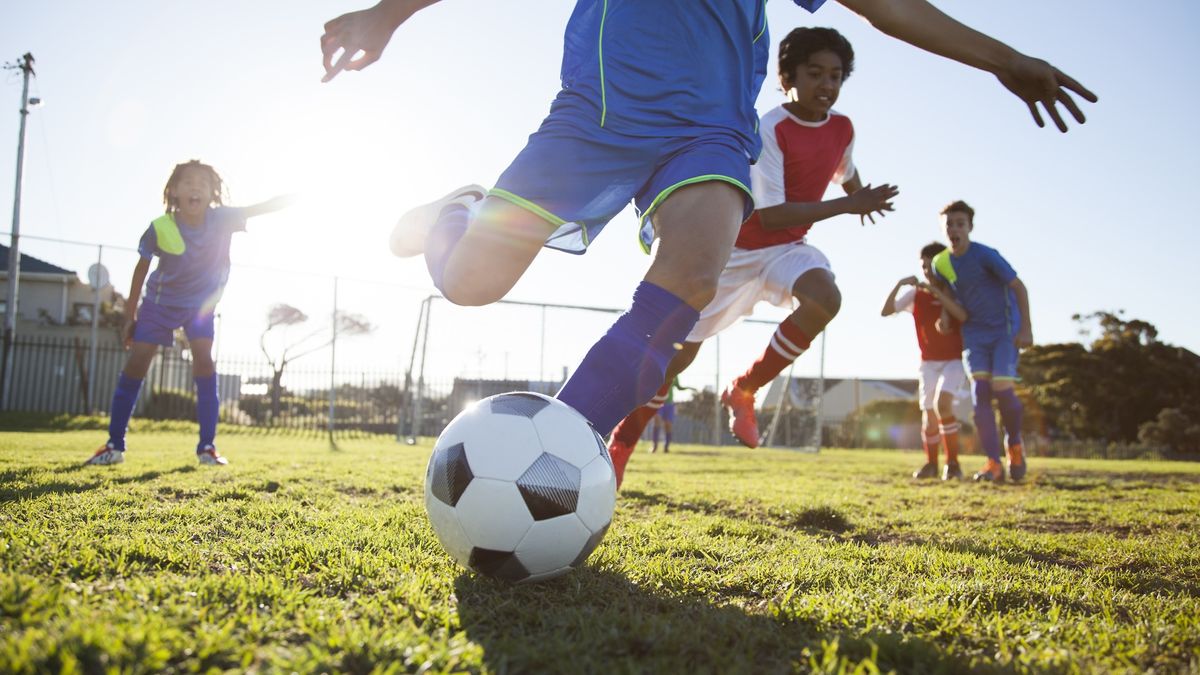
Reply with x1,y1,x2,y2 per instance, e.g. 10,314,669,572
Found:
933,200,1031,482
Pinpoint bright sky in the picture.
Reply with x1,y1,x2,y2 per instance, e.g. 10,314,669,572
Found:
3,1,1199,391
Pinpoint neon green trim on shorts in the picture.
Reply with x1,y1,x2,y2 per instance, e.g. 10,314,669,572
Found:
488,188,568,228
971,371,992,379
991,376,1021,382
637,174,753,254
598,0,609,127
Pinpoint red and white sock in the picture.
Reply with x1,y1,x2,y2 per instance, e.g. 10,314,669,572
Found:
733,321,812,393
939,416,961,464
610,381,671,447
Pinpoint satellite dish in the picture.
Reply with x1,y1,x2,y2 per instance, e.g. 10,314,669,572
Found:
87,263,109,289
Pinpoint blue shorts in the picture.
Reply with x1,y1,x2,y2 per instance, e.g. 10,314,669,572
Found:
133,300,215,347
963,334,1020,381
657,402,677,423
492,107,754,254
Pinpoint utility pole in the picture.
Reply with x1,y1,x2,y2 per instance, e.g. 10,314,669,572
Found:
1,53,35,410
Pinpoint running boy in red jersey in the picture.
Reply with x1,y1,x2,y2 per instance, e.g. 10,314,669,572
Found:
607,27,899,483
882,242,969,480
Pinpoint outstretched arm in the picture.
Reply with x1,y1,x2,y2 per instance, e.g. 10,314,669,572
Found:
836,0,1098,131
759,175,899,231
1009,277,1033,347
321,0,443,82
242,195,298,220
881,276,918,317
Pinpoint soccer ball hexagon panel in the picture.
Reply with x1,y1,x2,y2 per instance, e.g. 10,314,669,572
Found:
423,392,616,583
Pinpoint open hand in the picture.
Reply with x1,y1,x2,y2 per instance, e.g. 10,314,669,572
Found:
321,6,406,82
122,319,136,350
846,183,899,226
1013,326,1033,349
995,54,1098,132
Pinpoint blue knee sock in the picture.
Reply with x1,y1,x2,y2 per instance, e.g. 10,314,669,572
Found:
558,282,698,435
994,388,1024,448
665,430,672,451
972,379,1002,461
425,205,470,293
195,374,219,449
107,373,143,450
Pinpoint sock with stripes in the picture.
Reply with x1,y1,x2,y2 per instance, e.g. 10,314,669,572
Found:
733,320,812,393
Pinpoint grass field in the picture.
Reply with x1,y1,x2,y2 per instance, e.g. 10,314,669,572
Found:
2,430,1199,674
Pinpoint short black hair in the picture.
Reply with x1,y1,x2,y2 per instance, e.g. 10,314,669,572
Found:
940,200,975,222
778,27,855,83
920,242,947,259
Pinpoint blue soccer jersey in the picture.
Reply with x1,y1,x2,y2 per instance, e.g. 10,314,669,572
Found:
138,206,247,310
557,0,826,159
932,242,1021,342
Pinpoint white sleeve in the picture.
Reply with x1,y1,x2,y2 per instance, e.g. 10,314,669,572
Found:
751,121,786,210
894,287,915,314
831,132,856,186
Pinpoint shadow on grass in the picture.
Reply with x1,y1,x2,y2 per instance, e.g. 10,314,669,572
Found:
621,489,853,535
454,568,984,674
0,466,196,503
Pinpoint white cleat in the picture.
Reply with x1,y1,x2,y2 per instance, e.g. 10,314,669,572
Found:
389,184,486,257
196,445,229,466
85,443,125,466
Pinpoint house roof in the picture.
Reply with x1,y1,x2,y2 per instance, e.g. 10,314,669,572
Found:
0,244,76,276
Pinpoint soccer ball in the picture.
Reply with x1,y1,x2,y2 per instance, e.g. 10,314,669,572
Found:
423,391,617,583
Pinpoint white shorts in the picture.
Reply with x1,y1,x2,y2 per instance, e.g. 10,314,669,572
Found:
687,242,832,342
918,359,970,411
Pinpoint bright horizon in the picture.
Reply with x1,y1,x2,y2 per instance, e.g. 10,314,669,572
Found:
3,1,1199,392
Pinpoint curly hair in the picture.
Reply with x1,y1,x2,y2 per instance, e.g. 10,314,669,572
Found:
162,160,226,214
778,27,855,84
920,241,947,259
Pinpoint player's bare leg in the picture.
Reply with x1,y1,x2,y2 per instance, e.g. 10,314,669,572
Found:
438,197,558,307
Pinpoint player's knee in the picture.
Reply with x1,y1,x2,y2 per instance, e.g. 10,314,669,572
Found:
441,277,508,307
669,268,721,309
794,272,841,318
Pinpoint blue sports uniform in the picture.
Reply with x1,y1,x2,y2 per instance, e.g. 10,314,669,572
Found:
932,243,1021,380
492,0,827,253
134,206,247,346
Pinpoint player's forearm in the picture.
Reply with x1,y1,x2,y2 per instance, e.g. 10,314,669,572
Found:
929,287,967,322
837,0,1018,75
375,0,441,28
758,199,856,231
126,260,150,319
881,285,902,316
243,194,297,219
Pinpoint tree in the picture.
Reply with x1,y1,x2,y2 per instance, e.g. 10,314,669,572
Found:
1020,311,1200,443
1138,408,1200,457
259,303,374,420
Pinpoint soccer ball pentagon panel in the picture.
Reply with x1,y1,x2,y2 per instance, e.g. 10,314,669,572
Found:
424,391,616,583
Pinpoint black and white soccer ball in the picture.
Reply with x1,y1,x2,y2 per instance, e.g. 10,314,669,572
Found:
424,391,617,583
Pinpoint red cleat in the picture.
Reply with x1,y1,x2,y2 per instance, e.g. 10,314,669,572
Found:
721,385,760,448
608,439,634,489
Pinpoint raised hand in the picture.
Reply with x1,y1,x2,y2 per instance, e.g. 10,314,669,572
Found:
995,53,1098,132
846,183,899,226
321,6,406,83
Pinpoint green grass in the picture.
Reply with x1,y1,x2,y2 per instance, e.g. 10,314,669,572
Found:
2,431,1199,674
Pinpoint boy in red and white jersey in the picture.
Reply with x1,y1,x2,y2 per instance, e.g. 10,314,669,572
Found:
882,242,970,480
608,27,898,478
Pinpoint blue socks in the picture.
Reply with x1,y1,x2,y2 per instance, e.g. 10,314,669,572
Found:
558,282,698,435
994,387,1024,448
195,374,219,449
425,205,470,293
665,430,672,452
972,379,1002,461
106,373,144,450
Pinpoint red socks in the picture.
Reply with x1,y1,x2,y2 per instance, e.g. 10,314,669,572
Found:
733,321,812,392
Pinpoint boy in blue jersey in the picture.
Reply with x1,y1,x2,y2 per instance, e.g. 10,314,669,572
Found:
320,0,1094,448
932,201,1031,482
86,161,293,467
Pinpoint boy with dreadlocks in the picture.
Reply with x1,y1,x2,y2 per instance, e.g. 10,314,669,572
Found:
86,160,293,466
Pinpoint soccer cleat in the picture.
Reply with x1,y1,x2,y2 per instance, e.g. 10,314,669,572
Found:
196,445,229,466
721,385,760,448
85,442,125,466
390,184,487,257
1007,444,1027,481
972,458,1005,483
941,461,963,481
912,462,938,479
608,439,634,489
649,445,657,454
